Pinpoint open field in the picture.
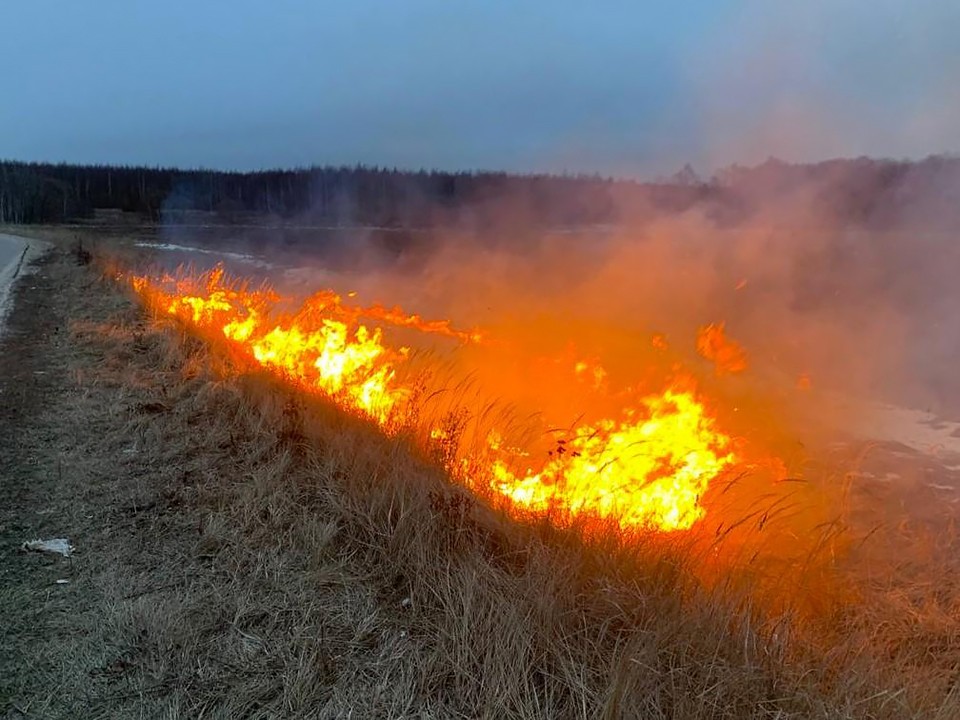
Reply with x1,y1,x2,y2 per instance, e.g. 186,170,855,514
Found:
2,228,960,718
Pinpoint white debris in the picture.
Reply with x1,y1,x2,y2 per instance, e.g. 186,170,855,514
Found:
21,538,74,557
400,597,412,608
55,579,70,585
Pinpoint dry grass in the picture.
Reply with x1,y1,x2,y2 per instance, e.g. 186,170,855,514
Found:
3,231,960,718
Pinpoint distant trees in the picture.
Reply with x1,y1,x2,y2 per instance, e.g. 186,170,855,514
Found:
1,155,957,229
0,161,708,228
0,161,576,226
714,155,960,230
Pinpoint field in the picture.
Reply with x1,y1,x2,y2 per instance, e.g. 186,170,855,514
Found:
3,227,960,719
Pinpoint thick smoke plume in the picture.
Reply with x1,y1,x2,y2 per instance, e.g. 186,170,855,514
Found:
262,159,960,432
144,157,960,585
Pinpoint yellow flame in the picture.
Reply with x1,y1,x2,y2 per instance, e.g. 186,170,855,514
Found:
491,384,735,531
129,265,744,533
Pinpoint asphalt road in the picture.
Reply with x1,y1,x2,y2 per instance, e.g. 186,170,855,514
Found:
0,233,34,336
0,233,27,273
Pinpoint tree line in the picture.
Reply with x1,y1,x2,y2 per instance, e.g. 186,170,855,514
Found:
1,155,957,229
0,161,663,227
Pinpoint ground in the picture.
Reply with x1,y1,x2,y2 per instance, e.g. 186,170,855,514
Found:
2,232,959,719
1,248,105,716
0,243,391,717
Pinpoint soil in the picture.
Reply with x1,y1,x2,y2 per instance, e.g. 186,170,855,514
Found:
0,249,92,717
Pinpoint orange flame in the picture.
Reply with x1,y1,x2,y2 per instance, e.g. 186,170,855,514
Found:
697,322,748,375
129,266,749,533
138,267,409,422
491,381,735,530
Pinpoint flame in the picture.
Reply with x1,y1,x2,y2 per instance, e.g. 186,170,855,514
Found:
129,265,750,533
137,267,409,422
574,357,608,390
491,381,735,530
651,333,669,351
697,322,748,375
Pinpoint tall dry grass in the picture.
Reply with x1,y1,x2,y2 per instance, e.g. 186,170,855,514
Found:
94,240,960,717
7,231,959,718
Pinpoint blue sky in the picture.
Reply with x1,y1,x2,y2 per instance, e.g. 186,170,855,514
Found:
1,1,957,177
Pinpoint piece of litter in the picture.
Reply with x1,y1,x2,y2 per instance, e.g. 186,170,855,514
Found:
21,538,74,557
400,597,412,608
55,579,70,585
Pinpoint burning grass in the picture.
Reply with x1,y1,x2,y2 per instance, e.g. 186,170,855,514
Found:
126,265,771,536
5,231,960,718
112,252,960,715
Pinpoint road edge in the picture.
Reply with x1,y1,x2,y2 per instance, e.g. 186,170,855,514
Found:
0,234,53,338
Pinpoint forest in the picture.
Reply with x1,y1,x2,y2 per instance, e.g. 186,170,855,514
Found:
1,155,958,230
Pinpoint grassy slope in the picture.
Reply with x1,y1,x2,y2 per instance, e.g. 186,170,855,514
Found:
1,232,956,718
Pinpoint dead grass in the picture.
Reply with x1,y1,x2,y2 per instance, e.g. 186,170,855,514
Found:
2,231,960,718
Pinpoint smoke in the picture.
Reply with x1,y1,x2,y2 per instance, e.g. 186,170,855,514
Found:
147,153,960,446
130,0,960,616
687,0,960,171
134,151,960,604
249,162,960,580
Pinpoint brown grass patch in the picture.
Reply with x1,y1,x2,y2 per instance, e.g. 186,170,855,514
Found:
2,231,959,718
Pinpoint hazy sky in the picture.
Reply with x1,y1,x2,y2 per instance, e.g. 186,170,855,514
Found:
2,1,957,177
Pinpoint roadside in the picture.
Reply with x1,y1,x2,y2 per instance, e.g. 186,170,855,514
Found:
0,240,380,717
0,234,50,338
0,242,151,717
1,232,952,719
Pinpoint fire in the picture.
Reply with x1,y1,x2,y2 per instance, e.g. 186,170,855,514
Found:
492,382,735,530
136,267,408,422
129,265,748,533
697,322,748,375
574,357,608,390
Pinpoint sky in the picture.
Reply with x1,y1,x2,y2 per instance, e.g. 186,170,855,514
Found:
1,1,958,178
